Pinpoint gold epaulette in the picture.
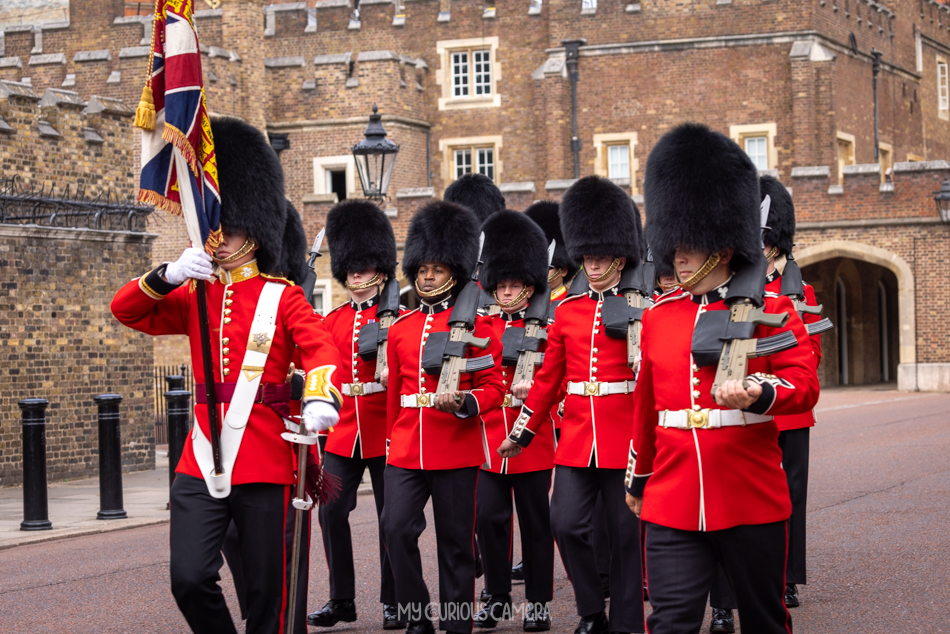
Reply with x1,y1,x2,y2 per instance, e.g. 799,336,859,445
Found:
261,273,294,286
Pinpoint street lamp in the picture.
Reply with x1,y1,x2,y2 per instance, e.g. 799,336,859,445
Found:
352,103,399,200
934,178,950,223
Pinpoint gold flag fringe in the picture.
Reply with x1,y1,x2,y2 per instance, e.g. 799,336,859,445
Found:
162,124,200,177
138,188,182,215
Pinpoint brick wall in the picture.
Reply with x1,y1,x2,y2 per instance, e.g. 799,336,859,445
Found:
0,225,157,485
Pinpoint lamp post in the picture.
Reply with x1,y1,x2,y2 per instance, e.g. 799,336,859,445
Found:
352,104,400,200
934,178,950,223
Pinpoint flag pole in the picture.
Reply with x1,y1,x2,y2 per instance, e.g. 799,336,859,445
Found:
196,280,224,475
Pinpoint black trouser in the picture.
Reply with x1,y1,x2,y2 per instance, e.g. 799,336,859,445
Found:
476,469,554,604
779,427,810,585
220,492,312,633
170,474,289,634
550,465,644,633
382,465,479,633
591,492,611,579
646,521,792,634
318,450,395,604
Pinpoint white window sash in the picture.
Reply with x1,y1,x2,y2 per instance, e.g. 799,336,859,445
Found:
938,63,949,111
452,51,470,98
476,147,495,180
607,145,630,180
473,50,491,96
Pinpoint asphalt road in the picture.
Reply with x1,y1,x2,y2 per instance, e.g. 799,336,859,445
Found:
1,388,948,633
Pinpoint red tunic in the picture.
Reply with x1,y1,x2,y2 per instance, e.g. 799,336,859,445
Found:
482,311,556,474
111,262,342,486
322,298,395,459
386,300,505,470
519,288,638,470
630,288,820,532
765,274,823,431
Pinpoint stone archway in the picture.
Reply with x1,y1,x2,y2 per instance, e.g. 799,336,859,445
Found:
795,240,915,388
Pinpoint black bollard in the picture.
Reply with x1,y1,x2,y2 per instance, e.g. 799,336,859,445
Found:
165,374,185,391
94,394,127,520
164,389,192,491
19,398,52,531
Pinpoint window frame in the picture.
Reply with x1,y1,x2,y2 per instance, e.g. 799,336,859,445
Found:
451,51,470,98
592,132,639,192
437,37,501,111
312,155,357,202
836,131,856,184
743,136,769,171
439,135,504,186
937,57,949,118
729,123,778,172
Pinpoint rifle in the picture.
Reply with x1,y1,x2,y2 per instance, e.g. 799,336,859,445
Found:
502,241,557,386
691,256,799,396
357,277,401,382
780,253,834,337
602,260,653,372
420,234,495,395
299,228,325,310
283,227,325,634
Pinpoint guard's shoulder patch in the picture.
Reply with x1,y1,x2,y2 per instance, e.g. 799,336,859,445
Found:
649,291,689,310
261,273,294,286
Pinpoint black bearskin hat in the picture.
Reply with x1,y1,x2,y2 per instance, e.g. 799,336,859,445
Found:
280,201,309,285
402,201,480,286
759,175,795,258
644,123,762,272
524,200,578,281
560,175,643,264
325,200,397,286
443,173,506,223
479,210,550,293
211,116,287,275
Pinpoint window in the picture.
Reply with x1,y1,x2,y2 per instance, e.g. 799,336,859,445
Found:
313,155,357,202
440,135,503,185
744,136,769,171
452,52,470,97
836,132,855,183
582,0,597,10
729,123,777,172
437,38,501,110
453,146,495,181
310,279,334,315
325,170,347,201
607,145,630,180
938,60,949,111
878,142,892,182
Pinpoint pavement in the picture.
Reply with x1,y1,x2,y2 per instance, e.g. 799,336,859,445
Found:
0,386,948,632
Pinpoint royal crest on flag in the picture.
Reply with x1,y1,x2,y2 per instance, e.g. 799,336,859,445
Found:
136,0,221,255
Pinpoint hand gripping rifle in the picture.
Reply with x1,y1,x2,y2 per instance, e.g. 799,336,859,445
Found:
780,253,834,337
602,255,654,372
283,228,327,634
421,234,495,395
357,276,401,382
501,241,557,386
691,256,800,396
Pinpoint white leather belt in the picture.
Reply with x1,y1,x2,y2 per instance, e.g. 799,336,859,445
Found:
658,409,772,430
343,382,385,397
566,380,635,397
503,393,523,408
401,393,436,408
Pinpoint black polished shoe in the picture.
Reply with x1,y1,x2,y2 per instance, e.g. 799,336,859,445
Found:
523,603,551,632
405,620,436,634
475,593,513,629
511,560,525,583
480,588,491,603
307,599,357,627
784,583,800,608
384,604,408,630
573,610,609,634
710,608,735,633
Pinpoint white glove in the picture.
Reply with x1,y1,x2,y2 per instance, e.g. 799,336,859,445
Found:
302,400,340,433
165,247,214,285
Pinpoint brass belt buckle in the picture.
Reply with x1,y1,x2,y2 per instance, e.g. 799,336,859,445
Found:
350,383,364,396
687,408,710,429
417,393,431,407
503,394,512,408
584,381,601,396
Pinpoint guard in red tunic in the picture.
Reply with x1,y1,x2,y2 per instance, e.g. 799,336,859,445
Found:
111,117,343,634
626,123,820,634
307,200,405,630
709,175,825,631
472,211,556,632
507,176,646,634
380,201,505,634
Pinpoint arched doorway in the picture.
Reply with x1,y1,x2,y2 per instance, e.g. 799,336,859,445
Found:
796,241,911,388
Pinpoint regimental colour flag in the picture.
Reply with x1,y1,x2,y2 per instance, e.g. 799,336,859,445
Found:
136,0,221,254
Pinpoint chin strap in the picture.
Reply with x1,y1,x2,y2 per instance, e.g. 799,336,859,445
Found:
415,277,456,298
678,251,722,290
764,246,779,262
548,267,566,283
346,272,383,291
493,286,531,308
583,258,621,283
212,237,256,265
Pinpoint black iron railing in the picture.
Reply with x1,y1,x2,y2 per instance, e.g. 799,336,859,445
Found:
0,175,154,232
